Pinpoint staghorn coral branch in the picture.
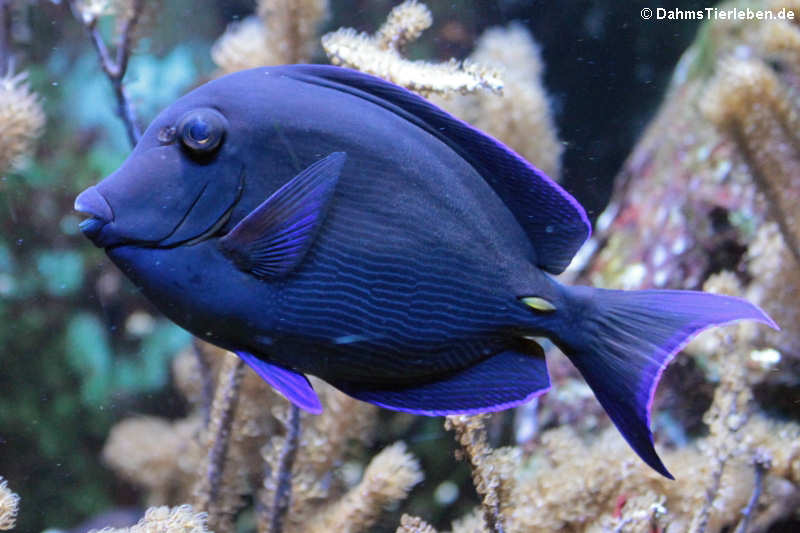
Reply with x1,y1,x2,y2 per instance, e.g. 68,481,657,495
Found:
701,57,800,265
733,452,770,533
0,71,45,178
689,333,755,533
691,455,726,533
0,476,19,531
212,0,328,74
67,0,143,147
430,23,562,179
192,340,215,425
277,382,378,533
749,478,800,533
258,0,328,65
322,0,502,97
303,441,423,533
192,354,245,517
396,514,438,533
691,354,751,533
445,415,506,533
375,0,431,51
88,505,210,533
264,403,301,533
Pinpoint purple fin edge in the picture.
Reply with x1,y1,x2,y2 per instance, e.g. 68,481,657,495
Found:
644,299,778,430
305,64,593,239
334,346,551,416
561,287,778,479
235,350,323,414
282,64,593,271
358,385,551,417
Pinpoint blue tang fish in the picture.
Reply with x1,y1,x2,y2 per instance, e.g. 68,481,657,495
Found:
75,65,776,478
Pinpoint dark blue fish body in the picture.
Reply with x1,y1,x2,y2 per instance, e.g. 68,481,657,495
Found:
76,65,775,478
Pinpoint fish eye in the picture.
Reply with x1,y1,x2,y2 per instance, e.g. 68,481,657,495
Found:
177,108,227,155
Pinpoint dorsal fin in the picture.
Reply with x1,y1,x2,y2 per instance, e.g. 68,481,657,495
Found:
281,64,591,274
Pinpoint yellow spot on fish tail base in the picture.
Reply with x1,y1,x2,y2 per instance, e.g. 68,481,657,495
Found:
521,296,556,312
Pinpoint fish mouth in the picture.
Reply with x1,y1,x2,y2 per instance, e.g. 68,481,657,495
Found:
174,204,234,247
74,186,114,243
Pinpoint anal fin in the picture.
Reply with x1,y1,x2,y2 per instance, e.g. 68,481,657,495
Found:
235,350,323,414
334,346,550,416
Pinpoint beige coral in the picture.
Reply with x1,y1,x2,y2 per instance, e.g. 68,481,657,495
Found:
688,335,756,532
375,0,432,50
257,0,328,64
449,509,486,533
0,72,45,175
587,492,667,533
212,0,328,73
103,341,382,533
0,477,19,531
211,17,279,74
445,415,517,533
88,505,209,533
276,377,378,532
301,441,423,533
435,372,800,533
745,223,800,355
102,415,201,505
170,345,284,524
72,0,156,44
701,57,800,263
322,0,501,96
191,353,246,532
396,514,438,533
73,0,115,23
431,23,562,178
102,346,277,528
507,417,799,533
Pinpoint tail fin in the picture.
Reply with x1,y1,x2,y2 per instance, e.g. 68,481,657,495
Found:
556,286,777,478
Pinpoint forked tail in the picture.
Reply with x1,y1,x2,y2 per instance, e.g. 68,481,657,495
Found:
555,286,777,478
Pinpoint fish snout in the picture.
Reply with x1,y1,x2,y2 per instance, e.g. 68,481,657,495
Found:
75,186,113,244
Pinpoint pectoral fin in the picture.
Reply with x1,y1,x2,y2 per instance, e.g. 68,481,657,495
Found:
235,350,323,414
219,152,346,278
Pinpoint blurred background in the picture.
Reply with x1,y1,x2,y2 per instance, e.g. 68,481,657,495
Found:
0,1,734,531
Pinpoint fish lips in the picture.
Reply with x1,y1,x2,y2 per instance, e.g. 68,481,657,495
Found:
75,186,116,247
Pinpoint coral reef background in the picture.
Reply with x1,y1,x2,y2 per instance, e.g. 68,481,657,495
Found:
1,1,798,532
